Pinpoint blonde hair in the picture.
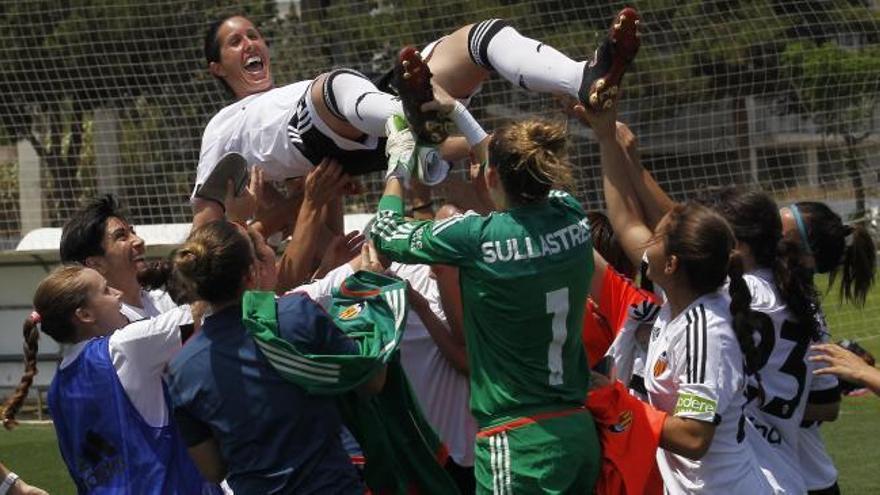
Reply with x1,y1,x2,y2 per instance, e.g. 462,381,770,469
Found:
488,119,575,204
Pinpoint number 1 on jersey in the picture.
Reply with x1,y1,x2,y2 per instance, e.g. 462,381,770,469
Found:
546,288,569,386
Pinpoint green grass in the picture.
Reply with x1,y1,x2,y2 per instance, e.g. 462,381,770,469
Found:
816,273,880,494
2,423,75,493
4,275,879,493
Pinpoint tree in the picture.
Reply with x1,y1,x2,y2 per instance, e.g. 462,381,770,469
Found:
0,0,274,226
783,40,880,219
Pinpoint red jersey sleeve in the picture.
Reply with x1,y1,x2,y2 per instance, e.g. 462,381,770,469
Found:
597,267,658,335
583,268,659,367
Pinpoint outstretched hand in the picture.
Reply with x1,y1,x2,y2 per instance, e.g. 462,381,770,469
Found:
225,166,263,223
810,343,876,382
420,83,457,116
557,94,618,140
314,230,366,279
304,158,350,206
359,241,386,274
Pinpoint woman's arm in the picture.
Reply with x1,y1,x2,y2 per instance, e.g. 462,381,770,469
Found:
568,102,654,269
811,343,880,397
408,282,469,374
615,122,675,230
276,159,350,293
659,416,717,460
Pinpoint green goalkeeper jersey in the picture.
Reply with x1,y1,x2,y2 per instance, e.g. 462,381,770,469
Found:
371,191,593,427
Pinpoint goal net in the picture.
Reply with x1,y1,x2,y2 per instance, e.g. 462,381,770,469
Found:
0,0,877,335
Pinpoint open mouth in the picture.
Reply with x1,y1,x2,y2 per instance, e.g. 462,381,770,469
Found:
244,55,265,74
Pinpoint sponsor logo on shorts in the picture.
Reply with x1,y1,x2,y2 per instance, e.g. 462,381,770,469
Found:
674,393,717,416
652,351,668,377
609,409,633,433
339,302,364,320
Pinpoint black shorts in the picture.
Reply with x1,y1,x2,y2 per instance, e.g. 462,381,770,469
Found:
287,70,388,176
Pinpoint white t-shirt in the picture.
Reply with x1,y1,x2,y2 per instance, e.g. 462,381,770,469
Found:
120,288,177,322
645,291,778,494
193,81,313,198
390,263,478,467
742,269,810,493
798,310,840,490
59,306,192,427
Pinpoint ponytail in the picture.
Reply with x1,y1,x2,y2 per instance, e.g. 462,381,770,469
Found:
774,237,821,341
835,223,876,307
795,202,877,306
137,259,173,291
488,119,574,204
1,313,41,430
728,253,769,376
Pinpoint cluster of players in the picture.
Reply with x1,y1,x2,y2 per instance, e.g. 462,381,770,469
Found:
1,8,878,495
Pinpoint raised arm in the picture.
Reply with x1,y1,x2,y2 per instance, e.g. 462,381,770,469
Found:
276,159,350,293
615,122,675,229
569,102,653,269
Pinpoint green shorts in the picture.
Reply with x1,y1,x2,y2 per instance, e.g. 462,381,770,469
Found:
474,407,600,494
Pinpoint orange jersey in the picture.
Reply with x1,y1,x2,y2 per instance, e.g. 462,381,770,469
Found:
582,267,658,366
587,381,665,495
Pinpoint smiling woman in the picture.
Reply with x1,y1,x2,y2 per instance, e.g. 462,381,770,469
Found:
191,14,409,231
0,265,218,494
60,194,177,321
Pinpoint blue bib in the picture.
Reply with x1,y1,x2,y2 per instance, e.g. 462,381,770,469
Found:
48,337,215,494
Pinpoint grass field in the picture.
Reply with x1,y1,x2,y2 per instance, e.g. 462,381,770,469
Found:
2,276,879,493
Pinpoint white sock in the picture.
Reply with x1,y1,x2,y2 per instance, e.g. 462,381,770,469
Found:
469,20,585,99
326,71,404,136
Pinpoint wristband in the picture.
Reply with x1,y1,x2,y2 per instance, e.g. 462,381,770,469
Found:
0,472,20,495
449,101,488,147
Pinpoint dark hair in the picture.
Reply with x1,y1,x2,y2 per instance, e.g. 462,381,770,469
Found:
660,202,735,294
60,194,128,264
728,254,772,376
173,221,254,305
660,202,765,374
488,119,574,205
136,259,192,305
795,201,876,306
588,211,635,279
697,188,821,341
204,13,249,96
2,266,91,429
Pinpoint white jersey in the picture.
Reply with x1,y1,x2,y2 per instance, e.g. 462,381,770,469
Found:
120,288,177,322
391,263,478,467
60,306,192,427
798,310,840,490
645,291,778,494
194,81,313,196
742,269,810,493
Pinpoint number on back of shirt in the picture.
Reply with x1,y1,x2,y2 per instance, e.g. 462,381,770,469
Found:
546,288,569,386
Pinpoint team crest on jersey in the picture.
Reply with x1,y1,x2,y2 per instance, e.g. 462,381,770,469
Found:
608,409,633,433
339,302,365,320
653,351,668,377
650,325,660,341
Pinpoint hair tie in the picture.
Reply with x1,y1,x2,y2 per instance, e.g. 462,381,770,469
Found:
788,204,813,256
30,310,42,333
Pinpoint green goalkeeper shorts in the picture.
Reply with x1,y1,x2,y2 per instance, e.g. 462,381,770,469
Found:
474,406,600,494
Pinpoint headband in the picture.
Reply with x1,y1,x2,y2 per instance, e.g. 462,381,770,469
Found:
788,204,813,256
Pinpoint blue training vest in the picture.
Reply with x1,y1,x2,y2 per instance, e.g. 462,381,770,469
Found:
48,337,213,494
